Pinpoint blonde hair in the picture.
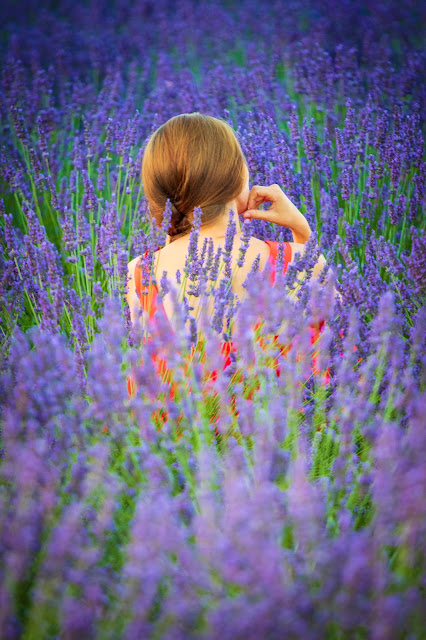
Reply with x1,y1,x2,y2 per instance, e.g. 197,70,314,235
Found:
141,112,247,242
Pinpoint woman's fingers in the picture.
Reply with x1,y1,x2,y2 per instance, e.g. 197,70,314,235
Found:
242,183,311,239
243,208,278,221
244,184,283,221
246,184,282,211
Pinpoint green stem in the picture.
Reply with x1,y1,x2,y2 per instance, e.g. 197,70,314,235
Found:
14,192,29,234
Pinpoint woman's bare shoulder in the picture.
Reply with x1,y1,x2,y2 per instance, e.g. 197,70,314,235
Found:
287,242,327,261
288,242,306,257
241,237,271,272
249,236,269,247
287,242,328,279
247,236,271,255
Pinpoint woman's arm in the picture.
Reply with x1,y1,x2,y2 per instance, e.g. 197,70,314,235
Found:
243,183,311,244
242,184,340,302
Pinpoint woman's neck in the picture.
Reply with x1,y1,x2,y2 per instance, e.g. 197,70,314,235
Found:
164,201,242,247
185,200,242,241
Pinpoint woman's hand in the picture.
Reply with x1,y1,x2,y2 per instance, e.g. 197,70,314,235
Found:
243,184,311,244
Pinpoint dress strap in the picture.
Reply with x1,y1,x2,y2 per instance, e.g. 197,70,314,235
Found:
134,255,144,301
134,250,158,319
264,240,292,284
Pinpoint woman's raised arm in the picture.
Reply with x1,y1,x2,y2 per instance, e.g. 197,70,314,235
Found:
243,183,340,301
243,183,311,244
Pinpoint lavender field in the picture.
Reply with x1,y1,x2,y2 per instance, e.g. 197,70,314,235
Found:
0,0,425,638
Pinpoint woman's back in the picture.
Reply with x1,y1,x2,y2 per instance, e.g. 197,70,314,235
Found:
153,232,270,325
126,231,303,334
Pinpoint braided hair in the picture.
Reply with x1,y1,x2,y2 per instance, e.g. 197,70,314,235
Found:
142,112,247,242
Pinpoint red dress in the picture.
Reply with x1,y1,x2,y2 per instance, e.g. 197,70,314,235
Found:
103,241,329,436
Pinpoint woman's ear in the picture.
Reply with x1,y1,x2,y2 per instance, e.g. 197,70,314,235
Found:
236,192,249,215
236,167,250,215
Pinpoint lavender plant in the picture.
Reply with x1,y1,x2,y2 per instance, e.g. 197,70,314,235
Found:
0,0,425,638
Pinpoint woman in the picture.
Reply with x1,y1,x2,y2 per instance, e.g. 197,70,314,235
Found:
124,113,332,430
126,112,329,335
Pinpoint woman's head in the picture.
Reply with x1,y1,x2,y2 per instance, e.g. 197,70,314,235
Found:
141,112,249,241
